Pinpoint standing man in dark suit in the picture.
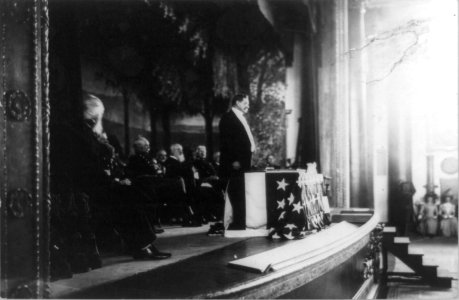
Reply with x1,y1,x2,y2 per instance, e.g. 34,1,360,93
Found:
219,93,256,230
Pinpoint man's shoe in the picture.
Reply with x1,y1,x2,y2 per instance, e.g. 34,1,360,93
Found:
88,253,102,270
207,224,224,236
149,245,172,258
155,228,165,234
182,219,201,227
132,247,171,260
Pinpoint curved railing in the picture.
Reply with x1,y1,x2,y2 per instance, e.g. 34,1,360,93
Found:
198,213,380,299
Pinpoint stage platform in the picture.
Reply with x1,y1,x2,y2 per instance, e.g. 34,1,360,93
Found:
49,224,244,298
50,211,379,299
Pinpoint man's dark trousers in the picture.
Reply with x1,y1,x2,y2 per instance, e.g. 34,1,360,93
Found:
225,173,246,230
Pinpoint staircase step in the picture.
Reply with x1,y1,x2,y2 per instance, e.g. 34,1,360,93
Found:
382,233,452,289
393,237,410,244
432,276,453,288
407,248,424,255
390,242,409,254
331,213,373,224
387,274,452,288
387,276,425,285
387,271,418,277
407,253,423,265
387,248,434,278
420,265,438,278
390,251,421,272
383,227,396,235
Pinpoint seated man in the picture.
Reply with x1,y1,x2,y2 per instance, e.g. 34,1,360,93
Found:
155,148,168,175
60,93,171,262
165,143,202,225
165,144,192,181
127,138,192,226
212,151,221,174
193,145,224,221
127,136,162,178
126,136,165,232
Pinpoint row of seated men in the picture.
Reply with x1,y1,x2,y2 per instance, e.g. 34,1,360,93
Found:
50,94,223,280
128,139,224,227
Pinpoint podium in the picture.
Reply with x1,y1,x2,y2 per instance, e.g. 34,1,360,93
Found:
224,168,330,238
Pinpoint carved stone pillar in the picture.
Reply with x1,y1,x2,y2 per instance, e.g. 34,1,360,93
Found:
348,0,373,207
0,0,50,298
333,0,351,208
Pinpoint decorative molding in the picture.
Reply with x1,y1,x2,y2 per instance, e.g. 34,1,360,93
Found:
33,0,44,297
363,223,384,281
0,2,8,295
7,189,33,218
40,0,51,297
352,274,379,299
441,157,458,175
200,214,380,299
9,283,34,298
1,0,50,297
5,90,32,121
4,0,34,25
362,258,374,279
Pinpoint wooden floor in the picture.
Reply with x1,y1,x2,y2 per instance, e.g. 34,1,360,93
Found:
49,225,458,299
49,224,247,298
385,235,458,299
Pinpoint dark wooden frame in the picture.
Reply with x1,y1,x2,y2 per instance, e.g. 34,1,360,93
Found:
0,0,50,297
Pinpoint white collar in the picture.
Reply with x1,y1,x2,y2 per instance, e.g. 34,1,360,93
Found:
231,107,256,152
232,107,245,118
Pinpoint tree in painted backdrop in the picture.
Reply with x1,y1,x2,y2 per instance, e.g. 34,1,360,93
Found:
247,51,287,168
155,0,225,155
78,1,196,150
156,0,284,156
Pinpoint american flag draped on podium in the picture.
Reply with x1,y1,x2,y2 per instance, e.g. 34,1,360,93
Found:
224,167,330,239
265,169,330,239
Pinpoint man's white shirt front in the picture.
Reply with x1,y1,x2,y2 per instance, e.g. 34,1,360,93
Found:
232,107,256,152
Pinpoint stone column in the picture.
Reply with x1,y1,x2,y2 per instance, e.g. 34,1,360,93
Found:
333,0,351,208
348,0,372,208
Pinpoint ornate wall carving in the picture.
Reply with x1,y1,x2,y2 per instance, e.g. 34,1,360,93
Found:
5,90,32,121
7,189,33,218
0,0,50,298
363,223,384,281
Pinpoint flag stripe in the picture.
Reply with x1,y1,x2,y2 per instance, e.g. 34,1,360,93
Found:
245,172,267,229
